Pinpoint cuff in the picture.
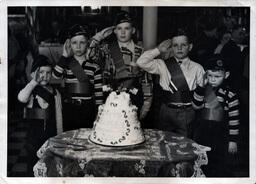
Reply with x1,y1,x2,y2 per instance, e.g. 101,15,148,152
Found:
29,79,38,87
57,56,68,68
152,48,161,57
195,85,205,96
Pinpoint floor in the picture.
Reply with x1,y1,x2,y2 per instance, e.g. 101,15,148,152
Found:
8,110,30,177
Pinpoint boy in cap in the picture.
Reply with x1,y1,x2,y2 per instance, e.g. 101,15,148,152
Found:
53,24,104,130
18,55,63,175
192,55,239,176
88,11,151,120
137,28,205,137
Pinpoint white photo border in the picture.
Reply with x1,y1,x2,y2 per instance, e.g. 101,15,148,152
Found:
0,0,255,183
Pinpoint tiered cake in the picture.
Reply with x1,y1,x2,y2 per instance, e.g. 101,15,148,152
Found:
89,92,145,146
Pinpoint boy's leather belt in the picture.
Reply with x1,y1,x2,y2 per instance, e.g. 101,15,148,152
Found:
64,98,92,106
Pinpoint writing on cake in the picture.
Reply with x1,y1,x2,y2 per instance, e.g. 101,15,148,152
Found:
89,91,145,146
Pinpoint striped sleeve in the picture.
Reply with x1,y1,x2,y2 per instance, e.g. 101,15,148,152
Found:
94,65,103,105
53,56,67,79
192,86,205,109
227,90,240,142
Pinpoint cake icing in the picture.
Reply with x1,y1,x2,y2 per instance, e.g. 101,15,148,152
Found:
89,91,145,146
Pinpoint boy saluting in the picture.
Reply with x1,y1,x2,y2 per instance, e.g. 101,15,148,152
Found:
88,11,151,119
18,55,63,175
192,55,239,176
137,28,205,137
53,24,104,130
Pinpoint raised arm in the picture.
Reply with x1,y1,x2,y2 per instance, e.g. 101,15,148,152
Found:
52,39,71,79
137,39,172,75
137,39,176,92
18,69,41,103
86,26,115,60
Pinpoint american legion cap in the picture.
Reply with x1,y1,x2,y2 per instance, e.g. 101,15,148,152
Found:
204,55,229,71
31,55,52,73
68,24,90,39
114,11,133,26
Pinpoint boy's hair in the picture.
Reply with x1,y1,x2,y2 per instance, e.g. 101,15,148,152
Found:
204,55,229,72
114,11,134,27
170,28,192,43
68,24,90,39
31,55,52,73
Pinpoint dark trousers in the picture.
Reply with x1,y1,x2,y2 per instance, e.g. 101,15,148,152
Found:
158,103,195,137
26,119,56,176
63,99,95,131
193,119,232,177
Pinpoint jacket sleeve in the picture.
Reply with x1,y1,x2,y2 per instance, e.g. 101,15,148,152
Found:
17,79,38,103
227,90,240,142
94,65,104,105
53,56,68,79
192,85,205,110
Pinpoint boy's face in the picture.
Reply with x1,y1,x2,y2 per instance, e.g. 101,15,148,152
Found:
114,22,135,43
206,70,229,88
70,35,88,57
38,66,52,86
171,35,192,60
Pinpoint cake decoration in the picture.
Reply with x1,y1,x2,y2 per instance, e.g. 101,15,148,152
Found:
89,91,145,146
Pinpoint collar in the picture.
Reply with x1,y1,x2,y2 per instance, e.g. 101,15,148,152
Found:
174,57,190,64
73,55,86,65
118,40,135,53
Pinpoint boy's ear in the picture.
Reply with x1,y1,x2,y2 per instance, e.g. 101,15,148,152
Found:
225,71,230,79
132,27,136,34
114,27,117,35
189,43,193,51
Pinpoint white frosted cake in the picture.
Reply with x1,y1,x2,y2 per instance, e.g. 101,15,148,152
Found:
89,91,145,146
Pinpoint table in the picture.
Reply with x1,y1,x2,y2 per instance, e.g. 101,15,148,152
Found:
33,129,210,177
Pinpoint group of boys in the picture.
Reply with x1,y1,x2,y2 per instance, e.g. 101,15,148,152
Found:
18,11,240,177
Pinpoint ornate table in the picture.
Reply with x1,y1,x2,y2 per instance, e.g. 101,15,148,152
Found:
34,129,210,177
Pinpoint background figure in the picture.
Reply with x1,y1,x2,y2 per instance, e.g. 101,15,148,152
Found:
220,25,246,90
190,18,219,66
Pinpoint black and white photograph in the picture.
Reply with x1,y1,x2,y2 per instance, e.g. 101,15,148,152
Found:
2,1,255,183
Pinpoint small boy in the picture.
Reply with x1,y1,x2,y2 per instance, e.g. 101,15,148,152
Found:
18,55,63,175
89,11,152,120
53,24,104,131
137,28,205,137
192,55,239,177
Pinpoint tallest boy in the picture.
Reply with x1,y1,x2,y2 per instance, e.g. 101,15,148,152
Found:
90,11,151,119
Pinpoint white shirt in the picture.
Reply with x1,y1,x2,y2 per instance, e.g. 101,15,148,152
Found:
137,48,205,92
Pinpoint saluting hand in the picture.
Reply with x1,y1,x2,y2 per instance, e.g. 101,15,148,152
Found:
63,39,73,58
31,68,42,84
157,39,172,55
94,26,115,42
203,72,209,87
